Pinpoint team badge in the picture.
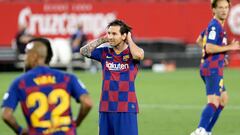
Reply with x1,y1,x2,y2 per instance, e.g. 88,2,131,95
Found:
123,55,129,61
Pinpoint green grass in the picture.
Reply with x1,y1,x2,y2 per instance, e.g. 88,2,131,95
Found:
0,69,240,135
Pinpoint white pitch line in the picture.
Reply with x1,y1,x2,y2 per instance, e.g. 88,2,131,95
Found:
139,104,240,110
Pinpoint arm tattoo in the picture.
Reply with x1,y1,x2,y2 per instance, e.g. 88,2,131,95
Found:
81,38,108,57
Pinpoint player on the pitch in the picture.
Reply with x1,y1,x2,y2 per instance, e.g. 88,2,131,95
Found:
191,0,240,135
2,38,92,135
80,19,144,135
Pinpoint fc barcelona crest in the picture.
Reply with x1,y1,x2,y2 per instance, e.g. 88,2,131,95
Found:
123,55,129,61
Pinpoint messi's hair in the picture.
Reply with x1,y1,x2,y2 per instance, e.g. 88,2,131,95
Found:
27,37,53,64
107,19,132,35
211,0,230,8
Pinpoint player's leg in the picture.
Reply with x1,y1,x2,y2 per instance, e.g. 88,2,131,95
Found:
191,76,220,135
199,95,219,126
114,112,138,135
206,81,227,133
199,75,221,128
191,95,219,135
99,112,114,135
220,90,228,106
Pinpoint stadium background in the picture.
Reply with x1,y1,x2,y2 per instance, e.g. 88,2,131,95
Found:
0,0,240,135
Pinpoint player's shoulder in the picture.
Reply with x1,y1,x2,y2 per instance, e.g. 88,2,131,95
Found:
97,44,110,49
64,72,77,79
49,68,75,79
96,44,112,54
41,67,79,83
52,68,77,79
11,74,24,86
207,19,222,30
99,43,111,48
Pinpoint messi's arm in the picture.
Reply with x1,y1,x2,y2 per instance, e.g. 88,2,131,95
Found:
127,32,144,60
205,40,240,54
80,37,109,57
75,94,93,127
2,107,28,135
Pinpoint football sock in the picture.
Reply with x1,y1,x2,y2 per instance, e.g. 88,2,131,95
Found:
198,103,217,129
206,105,224,132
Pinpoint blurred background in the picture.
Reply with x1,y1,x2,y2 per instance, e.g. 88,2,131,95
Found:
0,0,240,135
0,0,240,71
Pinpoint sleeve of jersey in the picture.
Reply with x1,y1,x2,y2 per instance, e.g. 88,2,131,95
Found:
1,79,19,110
200,30,205,38
70,75,88,103
206,24,220,45
90,47,105,62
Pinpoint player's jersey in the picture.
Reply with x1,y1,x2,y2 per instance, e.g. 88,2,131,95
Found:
200,18,228,77
90,46,139,112
1,66,88,135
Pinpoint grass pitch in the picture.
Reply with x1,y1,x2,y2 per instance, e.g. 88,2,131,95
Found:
0,68,240,135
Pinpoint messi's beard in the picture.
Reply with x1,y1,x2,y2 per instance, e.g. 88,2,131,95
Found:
112,40,126,49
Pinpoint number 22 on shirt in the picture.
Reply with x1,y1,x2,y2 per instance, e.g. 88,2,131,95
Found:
26,89,70,128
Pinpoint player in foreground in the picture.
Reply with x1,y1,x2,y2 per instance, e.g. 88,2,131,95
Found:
80,19,144,135
191,0,240,135
1,37,92,135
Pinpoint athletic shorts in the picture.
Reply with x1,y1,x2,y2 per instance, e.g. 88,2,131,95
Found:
99,112,138,135
201,75,226,96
